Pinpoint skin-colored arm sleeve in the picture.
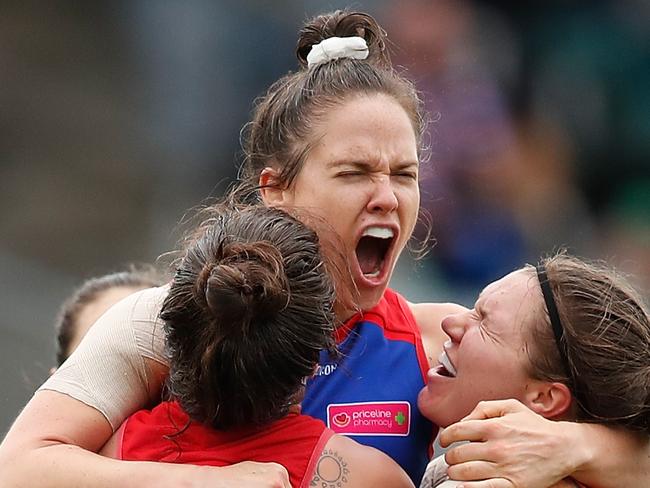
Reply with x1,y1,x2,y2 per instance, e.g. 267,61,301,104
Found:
38,286,170,430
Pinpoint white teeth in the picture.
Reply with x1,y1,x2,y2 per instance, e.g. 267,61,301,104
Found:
362,227,394,239
438,350,457,377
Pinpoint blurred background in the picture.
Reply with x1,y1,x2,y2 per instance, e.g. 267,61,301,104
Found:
1,0,648,434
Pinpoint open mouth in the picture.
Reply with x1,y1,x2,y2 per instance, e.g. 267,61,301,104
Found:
436,350,457,378
355,227,394,279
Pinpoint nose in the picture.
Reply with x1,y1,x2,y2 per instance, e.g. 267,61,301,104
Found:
441,313,466,344
367,175,398,214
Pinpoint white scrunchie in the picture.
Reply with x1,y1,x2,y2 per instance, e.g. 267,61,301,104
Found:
307,36,369,68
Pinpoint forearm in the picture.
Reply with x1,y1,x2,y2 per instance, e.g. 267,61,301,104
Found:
0,391,179,488
0,442,199,488
0,430,291,488
567,422,650,487
0,392,290,488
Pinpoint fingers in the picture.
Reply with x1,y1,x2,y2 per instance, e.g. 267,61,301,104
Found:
440,399,534,448
453,478,514,488
225,461,291,488
445,459,501,483
548,479,581,488
460,400,527,422
265,462,291,488
444,441,493,466
440,418,498,447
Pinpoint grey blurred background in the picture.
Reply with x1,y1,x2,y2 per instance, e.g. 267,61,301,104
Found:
1,0,648,435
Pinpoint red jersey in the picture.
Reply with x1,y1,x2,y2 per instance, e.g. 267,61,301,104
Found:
118,401,334,488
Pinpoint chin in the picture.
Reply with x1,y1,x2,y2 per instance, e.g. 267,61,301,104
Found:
417,390,443,426
418,391,466,428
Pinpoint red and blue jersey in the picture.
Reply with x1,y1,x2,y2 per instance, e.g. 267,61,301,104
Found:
302,288,437,484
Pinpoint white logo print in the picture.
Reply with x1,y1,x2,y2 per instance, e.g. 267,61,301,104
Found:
315,363,338,377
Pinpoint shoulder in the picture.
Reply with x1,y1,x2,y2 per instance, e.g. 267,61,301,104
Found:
86,284,170,366
116,285,169,321
92,285,168,335
408,302,469,327
310,434,414,488
408,302,469,363
39,285,171,430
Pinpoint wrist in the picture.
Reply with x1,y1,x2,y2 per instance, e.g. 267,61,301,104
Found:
558,421,596,475
132,461,218,488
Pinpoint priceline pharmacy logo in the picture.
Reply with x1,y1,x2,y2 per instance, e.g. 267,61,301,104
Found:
327,401,410,436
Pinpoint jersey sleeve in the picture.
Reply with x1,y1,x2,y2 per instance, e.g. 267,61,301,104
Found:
39,286,170,430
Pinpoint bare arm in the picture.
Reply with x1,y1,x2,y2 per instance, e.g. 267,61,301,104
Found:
440,399,650,488
313,434,414,488
0,390,291,488
0,287,291,488
560,422,649,488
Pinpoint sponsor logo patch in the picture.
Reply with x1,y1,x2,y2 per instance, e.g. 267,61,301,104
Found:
327,401,410,436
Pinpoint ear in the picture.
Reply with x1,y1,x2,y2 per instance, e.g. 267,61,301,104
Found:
259,167,290,207
524,381,573,419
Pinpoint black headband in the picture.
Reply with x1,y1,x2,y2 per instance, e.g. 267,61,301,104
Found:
535,265,566,358
536,264,588,410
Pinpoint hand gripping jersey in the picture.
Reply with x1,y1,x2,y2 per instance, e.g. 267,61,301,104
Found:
119,401,334,488
302,288,437,484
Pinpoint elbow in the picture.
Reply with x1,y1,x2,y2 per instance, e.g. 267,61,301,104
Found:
0,431,68,485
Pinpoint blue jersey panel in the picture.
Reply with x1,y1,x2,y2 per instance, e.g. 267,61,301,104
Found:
302,319,435,484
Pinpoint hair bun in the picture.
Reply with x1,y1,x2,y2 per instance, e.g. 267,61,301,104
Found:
296,10,390,69
197,242,289,330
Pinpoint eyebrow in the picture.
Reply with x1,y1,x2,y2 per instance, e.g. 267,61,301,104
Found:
391,161,420,171
326,160,372,170
475,287,487,305
327,159,419,171
474,289,490,318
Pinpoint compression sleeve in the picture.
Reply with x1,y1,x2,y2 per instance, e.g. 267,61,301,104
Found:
39,286,170,430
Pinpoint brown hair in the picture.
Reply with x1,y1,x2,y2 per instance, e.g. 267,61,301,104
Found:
54,265,164,366
239,10,425,192
161,204,345,429
525,253,650,433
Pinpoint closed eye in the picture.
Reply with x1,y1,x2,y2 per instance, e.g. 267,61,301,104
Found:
392,171,417,180
478,320,491,341
336,171,365,178
472,308,497,343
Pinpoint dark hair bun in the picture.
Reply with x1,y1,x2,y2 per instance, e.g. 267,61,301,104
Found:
296,10,390,69
196,242,289,329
